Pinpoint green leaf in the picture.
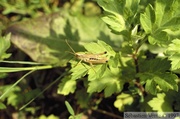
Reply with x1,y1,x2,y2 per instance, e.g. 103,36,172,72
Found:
124,0,140,21
96,0,125,15
84,40,116,57
1,85,24,107
148,93,173,112
97,0,126,33
154,73,178,92
7,93,24,107
88,68,124,97
88,64,107,81
140,0,180,45
57,77,76,95
101,13,126,33
70,62,89,80
0,33,11,60
145,79,157,95
140,4,155,34
97,0,140,33
0,102,6,109
139,59,171,73
65,101,75,116
166,39,180,70
137,72,178,94
114,93,134,111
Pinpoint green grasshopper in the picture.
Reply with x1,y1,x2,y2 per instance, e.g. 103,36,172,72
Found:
65,40,108,67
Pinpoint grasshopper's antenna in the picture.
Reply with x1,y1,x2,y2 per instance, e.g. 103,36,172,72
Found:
65,40,76,54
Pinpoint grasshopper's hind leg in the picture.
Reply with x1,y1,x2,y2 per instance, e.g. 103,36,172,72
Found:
89,62,97,74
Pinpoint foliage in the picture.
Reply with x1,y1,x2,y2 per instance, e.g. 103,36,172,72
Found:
0,33,11,60
0,0,59,17
1,0,180,118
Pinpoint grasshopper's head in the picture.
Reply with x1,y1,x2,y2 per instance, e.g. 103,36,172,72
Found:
75,52,87,60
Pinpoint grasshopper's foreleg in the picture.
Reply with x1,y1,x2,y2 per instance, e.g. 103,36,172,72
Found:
73,59,83,67
74,59,89,71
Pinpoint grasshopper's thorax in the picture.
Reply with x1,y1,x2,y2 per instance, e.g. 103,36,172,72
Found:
75,52,87,59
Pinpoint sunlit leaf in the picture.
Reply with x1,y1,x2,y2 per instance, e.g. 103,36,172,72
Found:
148,93,173,112
0,33,11,60
57,77,76,95
140,0,180,45
114,93,134,111
166,39,180,70
88,68,124,97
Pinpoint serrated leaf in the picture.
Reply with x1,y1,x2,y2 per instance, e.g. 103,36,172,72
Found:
137,72,178,95
96,0,125,15
104,79,124,97
145,79,157,95
108,53,120,68
7,93,24,107
57,77,76,95
97,0,126,33
168,54,180,70
139,59,171,73
166,39,180,70
83,40,115,58
124,0,140,20
140,0,180,45
102,14,126,33
140,4,155,34
88,68,124,97
154,73,178,91
97,40,116,56
88,64,107,81
97,0,140,33
0,33,11,60
148,93,173,112
70,63,89,80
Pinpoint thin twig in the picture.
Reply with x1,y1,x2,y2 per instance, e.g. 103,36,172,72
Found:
92,108,123,119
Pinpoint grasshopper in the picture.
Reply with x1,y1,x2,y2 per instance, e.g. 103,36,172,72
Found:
65,40,108,67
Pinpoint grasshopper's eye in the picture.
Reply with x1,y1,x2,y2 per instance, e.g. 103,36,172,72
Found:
104,51,107,54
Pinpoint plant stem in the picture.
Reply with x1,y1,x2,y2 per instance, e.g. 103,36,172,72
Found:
132,36,148,95
92,108,123,119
